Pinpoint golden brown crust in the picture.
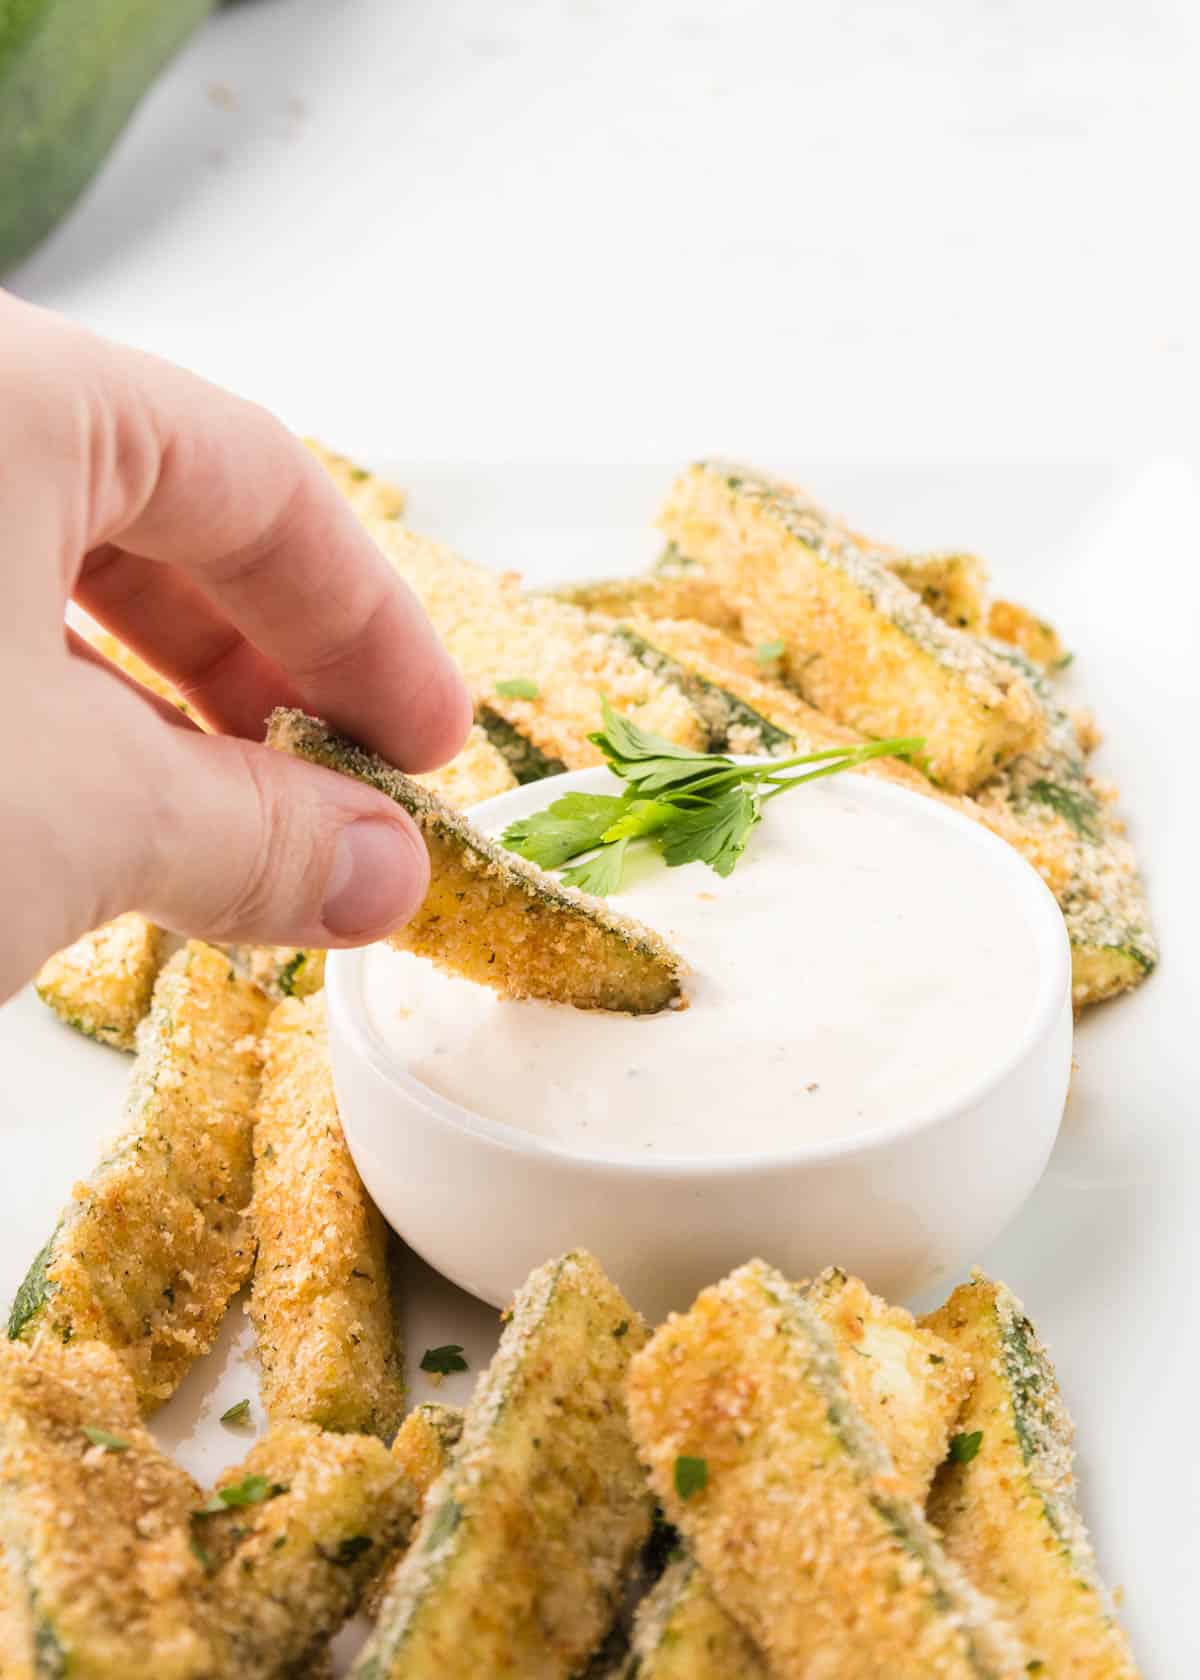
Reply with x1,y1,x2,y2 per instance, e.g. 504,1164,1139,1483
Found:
269,709,686,1014
12,943,270,1410
250,995,405,1437
923,1275,1140,1679
35,913,164,1051
987,599,1069,670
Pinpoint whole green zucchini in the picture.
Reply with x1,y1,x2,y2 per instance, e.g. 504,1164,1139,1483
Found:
0,0,215,274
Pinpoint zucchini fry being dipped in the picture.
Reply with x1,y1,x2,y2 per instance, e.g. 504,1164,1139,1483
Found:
9,942,270,1410
924,1274,1140,1679
353,1251,653,1679
0,1340,211,1680
269,709,685,1014
250,995,405,1438
34,912,163,1051
659,461,1042,792
627,1259,1026,1680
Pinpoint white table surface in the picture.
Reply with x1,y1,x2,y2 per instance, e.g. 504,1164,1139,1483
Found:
7,0,1199,466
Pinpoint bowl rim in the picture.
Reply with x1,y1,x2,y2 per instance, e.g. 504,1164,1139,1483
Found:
326,763,1072,1178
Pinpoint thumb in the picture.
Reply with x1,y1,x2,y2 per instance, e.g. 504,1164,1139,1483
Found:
4,664,429,998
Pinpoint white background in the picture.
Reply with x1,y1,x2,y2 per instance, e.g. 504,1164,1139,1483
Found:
5,5,1199,1675
7,0,1199,465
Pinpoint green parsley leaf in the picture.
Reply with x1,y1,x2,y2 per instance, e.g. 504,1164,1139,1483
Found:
220,1398,252,1426
659,785,760,876
948,1430,983,1464
503,792,629,869
673,1456,708,1501
420,1344,469,1376
562,837,630,895
196,1474,288,1516
590,700,735,794
755,639,785,663
496,677,540,700
81,1426,129,1452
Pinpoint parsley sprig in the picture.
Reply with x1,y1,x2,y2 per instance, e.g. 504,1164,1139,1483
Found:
502,702,922,894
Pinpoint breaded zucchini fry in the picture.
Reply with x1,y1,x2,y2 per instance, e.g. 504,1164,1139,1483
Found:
659,461,1041,792
887,552,990,632
9,942,270,1410
610,623,793,755
365,519,706,767
973,645,1156,1006
364,1405,467,1618
34,912,163,1051
476,708,568,784
250,995,404,1437
269,710,685,1014
305,441,407,521
627,1259,1026,1680
353,1251,653,1680
0,1542,35,1680
0,1341,211,1679
924,1275,1140,1678
200,1421,417,1677
987,599,1070,671
239,944,328,1001
549,572,743,634
620,1267,973,1680
415,723,517,806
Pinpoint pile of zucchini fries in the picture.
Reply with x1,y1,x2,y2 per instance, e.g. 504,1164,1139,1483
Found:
4,448,1150,1673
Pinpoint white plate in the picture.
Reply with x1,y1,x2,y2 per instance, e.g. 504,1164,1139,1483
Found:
2,460,1195,1674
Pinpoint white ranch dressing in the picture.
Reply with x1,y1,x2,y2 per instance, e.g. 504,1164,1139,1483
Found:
362,778,1042,1159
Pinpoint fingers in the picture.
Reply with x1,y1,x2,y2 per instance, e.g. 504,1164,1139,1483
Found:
76,546,307,737
2,293,472,770
0,656,430,1003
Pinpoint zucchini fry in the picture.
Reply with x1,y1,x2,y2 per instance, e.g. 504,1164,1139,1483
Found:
627,1259,1026,1680
353,1251,653,1680
250,995,405,1437
34,912,163,1051
0,1543,35,1680
476,707,568,784
239,945,328,1001
416,723,517,806
364,1405,467,1618
658,461,1041,792
887,552,989,633
549,572,743,634
200,1421,417,1677
0,1340,211,1679
620,1267,973,1680
987,599,1070,671
305,440,407,521
9,942,270,1410
924,1275,1140,1678
365,519,706,768
269,710,685,1015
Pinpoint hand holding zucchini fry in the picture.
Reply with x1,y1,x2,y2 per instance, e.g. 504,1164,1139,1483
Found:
250,994,405,1438
268,709,686,1014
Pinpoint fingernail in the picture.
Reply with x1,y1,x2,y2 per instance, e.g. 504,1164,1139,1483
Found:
323,819,428,938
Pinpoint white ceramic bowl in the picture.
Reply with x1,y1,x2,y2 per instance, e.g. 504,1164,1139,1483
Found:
326,768,1073,1322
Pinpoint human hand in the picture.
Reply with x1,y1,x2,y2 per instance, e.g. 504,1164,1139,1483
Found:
0,293,472,1003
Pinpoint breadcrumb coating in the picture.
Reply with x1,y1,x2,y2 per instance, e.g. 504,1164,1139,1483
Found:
305,441,407,521
627,1259,1026,1679
659,461,1042,792
355,1252,652,1679
9,943,270,1410
887,552,990,632
365,517,706,768
201,1422,418,1676
0,1340,211,1678
35,913,164,1051
924,1275,1140,1679
269,710,685,1015
364,1405,466,1619
250,996,405,1437
987,599,1069,671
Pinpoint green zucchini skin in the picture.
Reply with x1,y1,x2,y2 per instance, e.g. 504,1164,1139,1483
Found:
0,0,215,274
476,706,568,784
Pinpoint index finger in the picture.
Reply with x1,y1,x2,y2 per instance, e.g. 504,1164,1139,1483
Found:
8,295,472,771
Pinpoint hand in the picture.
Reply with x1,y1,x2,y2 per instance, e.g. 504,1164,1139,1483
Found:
0,292,472,1003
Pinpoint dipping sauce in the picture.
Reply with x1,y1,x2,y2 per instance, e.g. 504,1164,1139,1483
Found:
361,777,1044,1159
